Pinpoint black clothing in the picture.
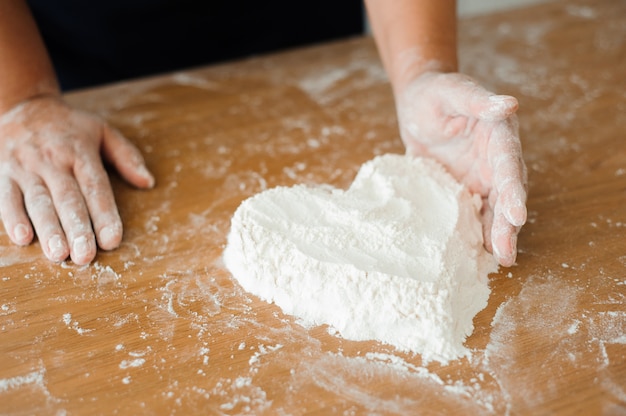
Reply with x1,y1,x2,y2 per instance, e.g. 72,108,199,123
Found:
27,0,364,90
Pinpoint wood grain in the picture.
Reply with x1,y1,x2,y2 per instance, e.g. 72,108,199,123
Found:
1,0,625,414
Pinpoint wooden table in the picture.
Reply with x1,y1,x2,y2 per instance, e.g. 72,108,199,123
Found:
2,0,625,414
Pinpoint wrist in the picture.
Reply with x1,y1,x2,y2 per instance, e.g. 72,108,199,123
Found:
0,82,62,116
390,45,457,95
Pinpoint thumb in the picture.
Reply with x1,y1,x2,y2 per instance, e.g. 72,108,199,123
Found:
478,95,519,121
101,125,155,189
443,76,518,120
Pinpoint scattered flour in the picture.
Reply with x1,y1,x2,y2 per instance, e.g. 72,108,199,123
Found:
224,154,498,363
119,359,146,369
62,313,93,335
0,369,46,393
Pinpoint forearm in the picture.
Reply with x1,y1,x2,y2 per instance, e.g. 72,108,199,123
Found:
0,0,60,114
364,0,457,94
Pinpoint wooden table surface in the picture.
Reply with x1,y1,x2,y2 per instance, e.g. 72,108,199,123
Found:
2,0,625,414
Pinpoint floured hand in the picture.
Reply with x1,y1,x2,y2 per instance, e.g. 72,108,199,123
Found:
396,71,527,267
0,95,154,265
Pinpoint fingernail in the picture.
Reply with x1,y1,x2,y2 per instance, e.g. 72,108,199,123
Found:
99,225,120,248
506,203,527,227
507,236,518,266
72,235,91,261
48,235,67,260
14,224,30,244
137,165,155,188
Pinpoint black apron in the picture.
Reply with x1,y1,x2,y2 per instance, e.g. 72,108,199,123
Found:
27,0,364,90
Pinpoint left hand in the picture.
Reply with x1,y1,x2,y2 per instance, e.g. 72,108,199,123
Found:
395,71,527,267
0,95,154,265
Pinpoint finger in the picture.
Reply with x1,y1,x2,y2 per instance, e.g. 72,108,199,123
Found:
494,161,527,226
74,149,123,251
42,167,97,265
21,174,70,262
0,175,34,245
489,120,528,227
101,125,155,189
481,195,494,254
491,196,520,267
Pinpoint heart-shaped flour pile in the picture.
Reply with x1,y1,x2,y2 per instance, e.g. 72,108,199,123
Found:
223,154,498,363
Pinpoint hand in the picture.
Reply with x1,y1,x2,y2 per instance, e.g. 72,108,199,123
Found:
396,71,527,267
0,95,154,265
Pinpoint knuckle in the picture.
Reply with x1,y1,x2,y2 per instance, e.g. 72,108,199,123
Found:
58,194,86,215
27,183,54,209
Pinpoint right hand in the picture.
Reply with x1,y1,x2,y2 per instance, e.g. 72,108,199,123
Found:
0,95,154,265
395,71,527,267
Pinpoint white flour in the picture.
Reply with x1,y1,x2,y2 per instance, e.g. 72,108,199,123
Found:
223,154,498,364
